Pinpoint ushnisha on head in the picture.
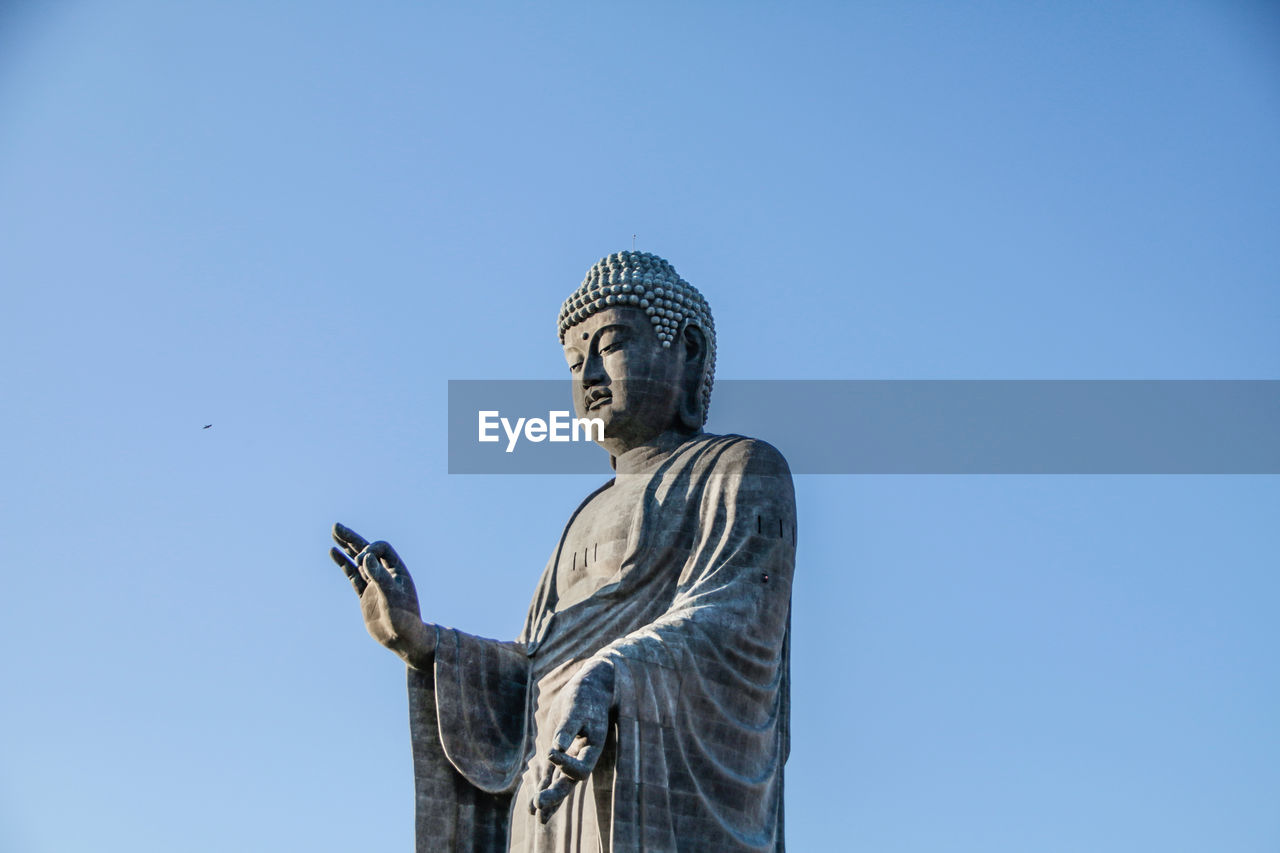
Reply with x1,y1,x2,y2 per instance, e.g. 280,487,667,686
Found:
558,251,717,423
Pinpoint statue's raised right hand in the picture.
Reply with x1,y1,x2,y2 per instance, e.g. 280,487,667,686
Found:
331,522,437,668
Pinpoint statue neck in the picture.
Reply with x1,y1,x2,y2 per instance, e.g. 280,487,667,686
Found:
611,428,702,475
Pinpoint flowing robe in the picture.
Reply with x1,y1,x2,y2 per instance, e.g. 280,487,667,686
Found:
407,433,797,852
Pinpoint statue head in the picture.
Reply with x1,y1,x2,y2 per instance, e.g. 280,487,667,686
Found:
558,252,717,456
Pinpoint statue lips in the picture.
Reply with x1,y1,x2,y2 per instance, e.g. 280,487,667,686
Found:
585,390,611,411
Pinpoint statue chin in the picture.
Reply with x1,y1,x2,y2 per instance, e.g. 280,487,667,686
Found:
585,383,701,457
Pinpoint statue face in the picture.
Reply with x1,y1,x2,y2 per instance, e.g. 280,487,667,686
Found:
562,307,692,456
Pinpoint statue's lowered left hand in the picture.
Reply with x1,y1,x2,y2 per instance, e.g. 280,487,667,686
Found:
532,657,616,823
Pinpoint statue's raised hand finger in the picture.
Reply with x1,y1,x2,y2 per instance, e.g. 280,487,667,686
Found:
367,539,408,577
360,550,395,587
330,547,367,595
332,522,369,560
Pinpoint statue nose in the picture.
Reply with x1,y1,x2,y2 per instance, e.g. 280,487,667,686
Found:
581,353,606,385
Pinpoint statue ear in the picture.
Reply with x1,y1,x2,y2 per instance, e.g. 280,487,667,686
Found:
677,324,708,430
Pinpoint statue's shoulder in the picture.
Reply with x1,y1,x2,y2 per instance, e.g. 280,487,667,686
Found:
686,433,793,480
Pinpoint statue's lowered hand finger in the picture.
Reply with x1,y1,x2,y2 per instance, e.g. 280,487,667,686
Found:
535,775,575,823
547,746,599,782
552,721,580,753
528,761,556,815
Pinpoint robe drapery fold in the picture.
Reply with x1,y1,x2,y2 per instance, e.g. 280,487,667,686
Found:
408,434,796,852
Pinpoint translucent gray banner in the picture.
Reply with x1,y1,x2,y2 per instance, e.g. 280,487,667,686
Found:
447,380,1280,474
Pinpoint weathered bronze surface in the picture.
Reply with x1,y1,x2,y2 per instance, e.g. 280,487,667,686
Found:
332,252,797,851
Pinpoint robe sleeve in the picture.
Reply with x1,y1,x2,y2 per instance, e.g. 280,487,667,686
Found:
591,438,797,852
408,626,532,853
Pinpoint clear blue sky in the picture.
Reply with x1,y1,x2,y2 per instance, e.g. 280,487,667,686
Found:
1,2,1277,850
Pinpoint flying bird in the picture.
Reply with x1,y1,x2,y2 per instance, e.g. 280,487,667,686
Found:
203,424,213,429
